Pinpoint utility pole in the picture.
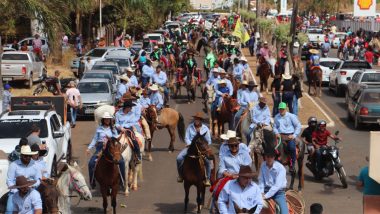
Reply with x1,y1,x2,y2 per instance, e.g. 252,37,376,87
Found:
99,0,103,37
237,0,241,13
289,0,299,73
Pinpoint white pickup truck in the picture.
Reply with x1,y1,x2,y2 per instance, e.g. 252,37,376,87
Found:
306,27,325,47
345,69,380,103
0,96,72,199
1,51,47,88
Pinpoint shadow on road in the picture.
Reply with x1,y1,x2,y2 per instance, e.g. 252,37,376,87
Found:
154,202,197,214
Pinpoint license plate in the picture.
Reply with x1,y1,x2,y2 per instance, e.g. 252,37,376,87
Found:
2,77,12,81
85,108,94,114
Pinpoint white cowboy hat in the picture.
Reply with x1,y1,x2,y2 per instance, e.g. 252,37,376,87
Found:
218,69,227,74
212,68,219,73
125,67,134,73
309,49,319,54
20,145,38,156
263,41,268,45
282,72,292,80
230,41,236,46
241,80,249,85
220,130,240,141
218,79,227,85
119,74,130,82
102,112,113,119
182,39,188,43
149,84,159,91
68,81,76,87
240,56,248,62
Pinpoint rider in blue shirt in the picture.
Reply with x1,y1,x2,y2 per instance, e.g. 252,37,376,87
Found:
234,81,259,129
141,60,155,88
246,97,272,143
126,67,138,88
233,58,244,82
149,84,164,110
151,65,169,104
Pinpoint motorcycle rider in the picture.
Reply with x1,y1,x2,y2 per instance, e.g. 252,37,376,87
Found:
321,38,331,57
301,116,318,157
311,120,341,175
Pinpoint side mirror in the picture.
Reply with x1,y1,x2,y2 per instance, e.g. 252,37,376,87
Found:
346,77,351,81
53,131,64,138
335,130,339,136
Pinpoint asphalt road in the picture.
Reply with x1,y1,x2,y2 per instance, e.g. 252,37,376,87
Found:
67,48,376,214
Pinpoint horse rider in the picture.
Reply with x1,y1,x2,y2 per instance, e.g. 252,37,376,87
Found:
214,80,230,112
151,65,169,106
9,176,42,214
258,147,289,214
246,97,272,144
141,60,155,88
218,165,263,214
228,41,240,55
206,68,220,89
149,84,164,111
137,89,151,109
115,100,142,163
150,45,162,61
87,112,122,189
240,56,249,73
6,145,42,213
185,51,198,80
125,67,138,88
236,81,248,106
301,116,318,158
234,81,259,129
164,40,175,57
218,135,252,179
219,130,250,159
116,74,130,104
311,120,341,175
30,144,49,180
309,49,320,69
273,102,301,173
177,112,212,186
204,48,217,77
257,41,273,76
278,43,287,74
232,58,244,82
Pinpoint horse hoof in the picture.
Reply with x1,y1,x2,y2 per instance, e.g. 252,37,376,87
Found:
131,185,138,191
148,155,153,162
125,192,129,197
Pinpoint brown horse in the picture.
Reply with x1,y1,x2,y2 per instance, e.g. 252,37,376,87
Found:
308,63,322,97
38,179,60,214
94,138,122,214
258,56,273,93
212,96,239,137
183,133,215,213
145,105,185,156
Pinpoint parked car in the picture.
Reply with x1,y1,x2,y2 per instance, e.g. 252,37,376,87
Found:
306,27,324,47
77,79,115,116
0,96,71,199
131,42,143,54
82,70,118,92
91,61,121,76
329,60,372,96
104,57,134,73
319,58,341,84
7,37,50,56
144,33,165,44
1,51,47,88
346,70,380,104
347,86,380,129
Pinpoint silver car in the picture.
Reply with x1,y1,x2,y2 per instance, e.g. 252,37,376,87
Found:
77,79,115,116
82,69,118,92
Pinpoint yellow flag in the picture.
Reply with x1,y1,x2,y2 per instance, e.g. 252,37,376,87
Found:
232,18,250,43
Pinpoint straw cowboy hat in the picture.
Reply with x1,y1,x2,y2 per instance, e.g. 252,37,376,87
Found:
241,80,249,85
309,49,319,54
220,130,240,141
20,145,38,156
122,93,137,101
282,71,292,80
149,84,159,91
238,165,258,178
218,69,227,74
119,74,130,82
192,112,206,120
182,40,188,43
9,176,36,189
218,79,227,85
102,112,113,119
230,41,236,46
247,81,258,87
125,67,134,73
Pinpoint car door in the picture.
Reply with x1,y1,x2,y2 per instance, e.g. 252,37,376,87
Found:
50,114,64,159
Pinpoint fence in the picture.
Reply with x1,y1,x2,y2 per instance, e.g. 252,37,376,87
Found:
331,20,380,32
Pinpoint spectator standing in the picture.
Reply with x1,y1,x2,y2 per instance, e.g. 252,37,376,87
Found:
365,48,374,66
248,32,255,56
78,57,85,79
27,124,42,146
280,72,294,114
2,84,12,112
66,81,82,128
357,157,380,213
292,74,302,116
11,40,19,50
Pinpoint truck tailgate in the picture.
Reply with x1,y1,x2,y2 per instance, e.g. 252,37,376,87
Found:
1,61,27,76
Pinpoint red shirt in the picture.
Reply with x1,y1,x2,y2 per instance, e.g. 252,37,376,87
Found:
365,51,374,64
312,130,331,146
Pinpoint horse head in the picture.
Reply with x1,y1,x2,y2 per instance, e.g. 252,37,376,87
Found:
38,179,60,214
262,129,277,154
206,84,215,104
188,133,214,160
104,137,122,164
147,105,158,124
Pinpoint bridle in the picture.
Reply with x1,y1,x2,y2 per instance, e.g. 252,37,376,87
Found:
188,139,212,159
102,140,121,164
68,171,88,198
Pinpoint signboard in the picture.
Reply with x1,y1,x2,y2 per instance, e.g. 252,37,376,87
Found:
354,0,376,17
280,0,287,14
369,131,380,183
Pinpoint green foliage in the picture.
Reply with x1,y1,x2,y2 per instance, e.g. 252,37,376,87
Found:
274,23,291,43
240,9,256,21
257,18,275,33
297,32,308,45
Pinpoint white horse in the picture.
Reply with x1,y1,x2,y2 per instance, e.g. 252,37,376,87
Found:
204,84,215,130
57,162,92,214
119,132,145,196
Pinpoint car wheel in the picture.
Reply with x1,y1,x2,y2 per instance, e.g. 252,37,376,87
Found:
354,115,362,130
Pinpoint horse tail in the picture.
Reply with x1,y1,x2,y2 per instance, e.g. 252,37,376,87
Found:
177,113,186,142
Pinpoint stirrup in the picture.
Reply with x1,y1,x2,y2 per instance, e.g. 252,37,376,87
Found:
204,179,211,187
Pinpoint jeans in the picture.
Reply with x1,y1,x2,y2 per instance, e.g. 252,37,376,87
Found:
272,190,289,214
249,45,255,56
292,95,299,116
234,107,246,129
286,139,297,168
70,107,78,125
5,192,14,214
177,147,211,179
315,148,323,173
279,58,287,74
282,91,294,114
272,92,281,116
141,76,150,88
161,85,169,104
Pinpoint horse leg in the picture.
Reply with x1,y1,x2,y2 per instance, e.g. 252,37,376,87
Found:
111,186,117,214
100,186,108,214
131,164,139,191
289,167,296,190
196,185,202,213
298,157,304,191
167,126,176,152
184,182,190,212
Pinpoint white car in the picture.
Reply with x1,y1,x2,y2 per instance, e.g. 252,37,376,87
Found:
319,58,341,83
144,33,165,44
332,32,347,48
329,60,372,96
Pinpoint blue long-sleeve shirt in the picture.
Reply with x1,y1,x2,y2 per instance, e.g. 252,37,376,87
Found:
184,123,211,146
215,78,233,96
35,158,50,178
7,160,42,193
233,63,244,80
206,75,219,87
115,109,139,130
273,112,301,137
151,71,167,86
88,126,118,150
218,149,252,178
116,83,127,100
138,97,151,108
218,180,263,214
258,161,287,199
142,65,154,78
126,75,138,88
250,105,271,129
150,91,163,110
239,90,259,108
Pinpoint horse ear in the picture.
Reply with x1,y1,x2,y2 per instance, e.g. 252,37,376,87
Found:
73,161,79,167
56,162,69,178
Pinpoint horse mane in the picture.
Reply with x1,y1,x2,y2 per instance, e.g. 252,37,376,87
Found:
263,129,276,151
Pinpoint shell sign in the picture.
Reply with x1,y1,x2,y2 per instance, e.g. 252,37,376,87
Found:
358,0,373,9
354,0,376,17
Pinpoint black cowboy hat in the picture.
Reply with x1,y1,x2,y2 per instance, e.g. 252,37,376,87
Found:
30,143,48,157
263,147,276,157
247,81,258,87
9,176,36,189
123,100,136,108
238,165,258,178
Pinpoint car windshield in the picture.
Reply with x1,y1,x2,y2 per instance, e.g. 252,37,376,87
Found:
0,119,48,139
362,92,380,103
320,61,339,68
78,82,109,93
85,49,107,57
361,73,380,82
341,62,371,69
148,36,161,41
307,29,323,34
112,59,130,67
2,54,29,60
83,73,112,81
92,65,118,74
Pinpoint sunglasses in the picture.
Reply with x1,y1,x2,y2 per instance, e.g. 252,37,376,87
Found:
228,144,239,148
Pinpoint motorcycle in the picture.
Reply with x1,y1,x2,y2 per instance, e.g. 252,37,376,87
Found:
33,75,76,96
306,131,348,188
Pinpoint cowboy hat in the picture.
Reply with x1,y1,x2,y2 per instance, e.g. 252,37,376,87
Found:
263,41,268,45
240,56,248,62
20,145,38,156
247,81,258,87
211,68,219,73
125,67,134,73
122,100,136,108
281,43,287,47
192,112,206,120
30,143,47,157
182,39,188,43
230,41,236,46
309,49,319,54
282,72,292,80
154,45,159,49
102,112,113,119
218,79,227,85
122,93,137,101
149,84,159,91
165,39,172,43
218,69,227,74
9,176,37,189
220,130,240,141
119,74,130,82
241,80,248,85
238,165,258,178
